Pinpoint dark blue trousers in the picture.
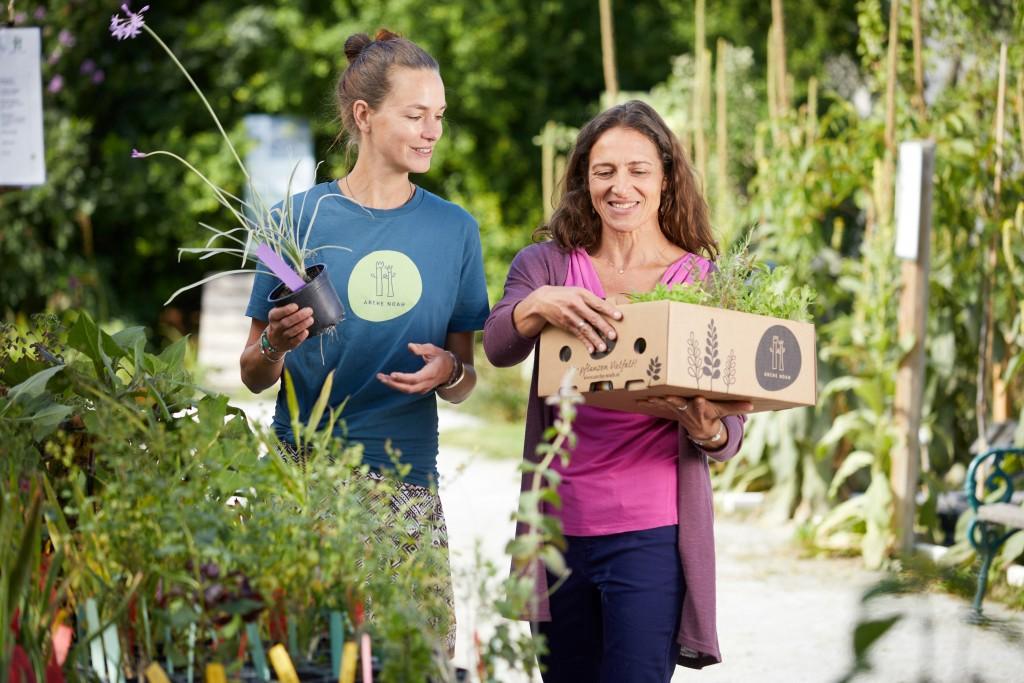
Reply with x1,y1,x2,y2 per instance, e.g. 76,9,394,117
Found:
536,525,684,683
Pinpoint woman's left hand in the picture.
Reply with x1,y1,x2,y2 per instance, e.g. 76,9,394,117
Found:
377,342,454,394
639,395,753,440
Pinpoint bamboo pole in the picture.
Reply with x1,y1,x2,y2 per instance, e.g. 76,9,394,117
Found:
767,24,780,146
875,0,901,238
554,154,567,205
699,46,712,187
883,0,900,155
716,38,729,226
911,0,927,119
541,121,556,222
992,44,1010,423
599,0,619,102
994,44,1008,199
1015,74,1024,157
806,77,818,145
771,0,788,109
692,0,707,187
977,43,1009,445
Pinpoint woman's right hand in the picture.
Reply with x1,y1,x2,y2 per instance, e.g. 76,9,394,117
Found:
515,285,623,353
266,303,315,353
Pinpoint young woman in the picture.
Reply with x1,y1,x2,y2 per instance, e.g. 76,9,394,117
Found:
484,100,752,681
240,30,490,652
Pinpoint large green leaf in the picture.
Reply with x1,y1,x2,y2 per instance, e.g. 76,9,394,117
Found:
827,451,875,499
303,370,334,444
67,311,122,381
861,469,893,569
5,364,65,405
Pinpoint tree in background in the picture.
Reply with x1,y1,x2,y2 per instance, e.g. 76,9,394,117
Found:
1,0,860,334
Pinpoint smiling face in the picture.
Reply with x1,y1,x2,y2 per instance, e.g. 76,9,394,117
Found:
364,67,446,174
587,126,665,237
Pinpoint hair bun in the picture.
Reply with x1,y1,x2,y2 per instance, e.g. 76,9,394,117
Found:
344,33,373,63
374,28,401,42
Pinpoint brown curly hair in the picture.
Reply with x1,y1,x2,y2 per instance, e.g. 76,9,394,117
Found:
535,100,718,260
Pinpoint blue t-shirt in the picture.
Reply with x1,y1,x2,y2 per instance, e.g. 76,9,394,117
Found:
245,181,490,487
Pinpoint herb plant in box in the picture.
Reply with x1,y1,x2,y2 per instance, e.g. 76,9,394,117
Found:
537,237,819,414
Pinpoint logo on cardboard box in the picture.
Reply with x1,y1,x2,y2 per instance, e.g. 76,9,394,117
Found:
755,325,801,391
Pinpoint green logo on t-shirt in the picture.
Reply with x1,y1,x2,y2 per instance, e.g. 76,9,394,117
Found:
347,250,423,321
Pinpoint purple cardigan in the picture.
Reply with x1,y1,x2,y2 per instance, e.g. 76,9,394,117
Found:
482,241,745,670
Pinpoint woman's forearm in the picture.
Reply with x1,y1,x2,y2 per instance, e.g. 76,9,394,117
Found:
511,287,548,338
240,340,284,393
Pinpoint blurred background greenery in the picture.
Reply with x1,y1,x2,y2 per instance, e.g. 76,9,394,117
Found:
1,0,861,330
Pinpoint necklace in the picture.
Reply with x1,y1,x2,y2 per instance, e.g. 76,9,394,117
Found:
342,175,415,209
597,254,629,275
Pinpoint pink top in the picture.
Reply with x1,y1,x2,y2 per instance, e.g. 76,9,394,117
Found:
553,248,711,536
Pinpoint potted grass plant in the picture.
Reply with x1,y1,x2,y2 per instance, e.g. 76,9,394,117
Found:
109,4,346,337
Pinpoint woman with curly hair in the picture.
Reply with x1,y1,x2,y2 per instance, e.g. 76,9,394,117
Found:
484,100,751,681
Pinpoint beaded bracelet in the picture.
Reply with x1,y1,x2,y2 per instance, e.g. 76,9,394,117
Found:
259,328,285,363
439,351,465,390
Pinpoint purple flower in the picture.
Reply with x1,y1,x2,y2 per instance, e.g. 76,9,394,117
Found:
47,75,64,94
131,148,146,158
109,4,149,41
34,7,47,21
47,49,63,66
80,59,96,75
13,11,26,25
92,69,106,84
58,30,76,48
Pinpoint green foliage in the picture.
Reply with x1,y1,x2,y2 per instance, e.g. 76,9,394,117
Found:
1,309,566,680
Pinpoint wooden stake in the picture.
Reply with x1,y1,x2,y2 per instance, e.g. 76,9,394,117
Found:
884,0,900,155
771,0,788,109
992,43,1010,422
541,121,556,221
806,77,818,145
994,44,1008,198
716,38,729,226
876,0,901,232
977,43,1009,448
911,0,926,119
599,0,619,102
693,0,707,187
1015,75,1024,157
766,24,780,146
892,140,935,557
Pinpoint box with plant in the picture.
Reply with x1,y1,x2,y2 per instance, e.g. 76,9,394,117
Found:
537,232,819,413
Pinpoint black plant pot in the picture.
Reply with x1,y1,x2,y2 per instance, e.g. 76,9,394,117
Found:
268,264,345,338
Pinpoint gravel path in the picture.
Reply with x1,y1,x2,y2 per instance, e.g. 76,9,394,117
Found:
435,423,1024,683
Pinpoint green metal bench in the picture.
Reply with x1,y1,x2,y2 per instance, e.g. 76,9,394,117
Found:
965,447,1024,615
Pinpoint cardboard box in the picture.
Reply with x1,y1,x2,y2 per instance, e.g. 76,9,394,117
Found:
538,300,816,414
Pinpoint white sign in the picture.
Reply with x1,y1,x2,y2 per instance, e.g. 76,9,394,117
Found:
0,28,46,186
895,141,926,261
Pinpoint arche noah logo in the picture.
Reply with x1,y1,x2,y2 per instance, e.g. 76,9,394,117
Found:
347,250,422,322
755,325,801,391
